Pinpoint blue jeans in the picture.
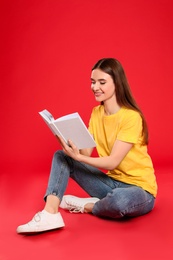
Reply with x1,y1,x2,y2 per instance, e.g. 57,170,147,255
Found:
44,151,155,219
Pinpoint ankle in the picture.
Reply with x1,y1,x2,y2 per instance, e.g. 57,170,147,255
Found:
44,206,58,214
44,194,60,214
84,203,95,213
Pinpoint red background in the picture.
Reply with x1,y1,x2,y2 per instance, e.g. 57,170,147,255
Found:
1,1,173,259
1,0,173,174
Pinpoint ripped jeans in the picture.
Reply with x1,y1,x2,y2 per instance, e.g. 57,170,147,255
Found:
44,150,155,219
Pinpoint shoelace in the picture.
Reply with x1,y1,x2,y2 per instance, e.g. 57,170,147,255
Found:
65,201,84,213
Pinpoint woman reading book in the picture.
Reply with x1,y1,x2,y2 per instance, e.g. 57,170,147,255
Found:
17,58,157,234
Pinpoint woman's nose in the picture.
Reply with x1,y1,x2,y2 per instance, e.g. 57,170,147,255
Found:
92,82,100,90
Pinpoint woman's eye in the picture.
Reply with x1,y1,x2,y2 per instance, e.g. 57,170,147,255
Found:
100,82,106,85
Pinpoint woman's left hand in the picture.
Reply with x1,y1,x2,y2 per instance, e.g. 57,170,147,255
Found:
56,135,81,161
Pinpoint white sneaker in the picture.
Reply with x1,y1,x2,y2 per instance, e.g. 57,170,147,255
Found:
16,210,65,234
59,195,100,213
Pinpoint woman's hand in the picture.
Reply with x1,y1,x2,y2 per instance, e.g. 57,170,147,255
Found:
56,135,81,161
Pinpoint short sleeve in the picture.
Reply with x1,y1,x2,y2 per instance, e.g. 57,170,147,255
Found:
117,111,142,143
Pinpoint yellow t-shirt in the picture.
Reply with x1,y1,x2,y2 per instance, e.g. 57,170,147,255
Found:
88,105,157,197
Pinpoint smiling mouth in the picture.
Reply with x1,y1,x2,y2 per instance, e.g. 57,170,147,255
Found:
94,92,103,97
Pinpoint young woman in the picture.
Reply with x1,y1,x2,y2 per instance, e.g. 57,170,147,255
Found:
17,58,157,234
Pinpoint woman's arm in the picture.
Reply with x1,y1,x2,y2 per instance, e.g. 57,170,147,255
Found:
78,140,133,170
57,136,133,171
79,147,94,157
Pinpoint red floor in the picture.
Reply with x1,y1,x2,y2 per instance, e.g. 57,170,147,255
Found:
0,166,173,260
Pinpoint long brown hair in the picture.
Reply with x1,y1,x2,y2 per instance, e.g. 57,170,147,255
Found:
92,58,148,145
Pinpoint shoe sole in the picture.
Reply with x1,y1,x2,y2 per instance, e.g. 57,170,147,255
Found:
17,225,65,235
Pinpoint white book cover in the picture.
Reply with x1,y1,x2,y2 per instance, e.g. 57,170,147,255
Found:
39,109,96,149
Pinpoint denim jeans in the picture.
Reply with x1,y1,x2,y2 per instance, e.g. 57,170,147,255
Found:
44,150,155,219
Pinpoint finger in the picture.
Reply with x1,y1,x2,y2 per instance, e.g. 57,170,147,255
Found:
56,135,67,148
68,139,78,151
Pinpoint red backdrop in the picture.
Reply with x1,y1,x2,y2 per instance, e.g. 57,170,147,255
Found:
1,0,173,175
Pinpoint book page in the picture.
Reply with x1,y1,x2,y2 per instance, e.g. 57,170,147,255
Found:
39,109,54,122
56,112,79,121
54,116,96,149
39,109,96,149
39,109,58,135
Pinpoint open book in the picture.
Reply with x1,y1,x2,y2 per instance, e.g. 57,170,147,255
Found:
39,109,96,149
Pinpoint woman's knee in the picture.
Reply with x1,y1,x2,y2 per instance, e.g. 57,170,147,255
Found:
93,191,127,218
106,191,130,215
93,188,155,219
54,150,65,157
107,188,155,217
53,150,67,163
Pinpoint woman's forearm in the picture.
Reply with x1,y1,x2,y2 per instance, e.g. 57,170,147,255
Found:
78,153,118,171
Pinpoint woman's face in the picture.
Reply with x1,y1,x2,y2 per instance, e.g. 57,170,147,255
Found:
91,69,116,103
